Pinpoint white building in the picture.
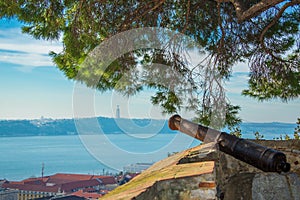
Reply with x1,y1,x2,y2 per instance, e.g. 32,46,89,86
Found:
0,188,18,200
123,163,153,173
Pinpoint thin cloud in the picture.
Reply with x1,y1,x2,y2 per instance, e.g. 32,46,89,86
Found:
225,72,249,94
0,23,62,71
0,49,53,67
233,61,249,73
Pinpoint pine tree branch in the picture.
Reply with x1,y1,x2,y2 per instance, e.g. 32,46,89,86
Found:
215,0,299,22
259,0,300,61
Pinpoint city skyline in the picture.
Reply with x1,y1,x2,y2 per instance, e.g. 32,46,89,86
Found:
0,18,299,123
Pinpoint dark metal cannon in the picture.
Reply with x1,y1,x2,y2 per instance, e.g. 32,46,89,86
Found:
169,114,291,173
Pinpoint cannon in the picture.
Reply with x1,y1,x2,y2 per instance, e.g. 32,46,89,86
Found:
169,114,291,173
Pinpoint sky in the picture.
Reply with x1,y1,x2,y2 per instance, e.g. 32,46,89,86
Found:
0,18,299,123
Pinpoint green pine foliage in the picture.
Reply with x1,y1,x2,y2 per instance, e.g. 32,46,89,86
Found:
254,131,264,140
294,118,300,139
1,1,299,129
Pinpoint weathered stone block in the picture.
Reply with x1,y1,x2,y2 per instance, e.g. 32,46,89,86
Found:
103,140,300,200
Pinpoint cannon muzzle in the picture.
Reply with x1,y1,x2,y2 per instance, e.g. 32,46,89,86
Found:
169,114,291,173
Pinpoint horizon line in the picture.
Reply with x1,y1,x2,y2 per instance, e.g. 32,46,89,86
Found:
0,116,297,124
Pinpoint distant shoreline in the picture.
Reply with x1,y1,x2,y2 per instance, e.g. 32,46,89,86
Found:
0,117,296,138
0,132,178,138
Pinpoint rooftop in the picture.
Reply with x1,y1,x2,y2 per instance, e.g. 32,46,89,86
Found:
71,189,103,199
103,144,215,199
2,173,117,194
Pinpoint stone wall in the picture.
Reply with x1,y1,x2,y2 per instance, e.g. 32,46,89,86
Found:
215,140,300,200
162,140,300,200
103,140,300,200
136,174,216,200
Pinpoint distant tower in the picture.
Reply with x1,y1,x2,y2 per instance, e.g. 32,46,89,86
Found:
116,105,120,118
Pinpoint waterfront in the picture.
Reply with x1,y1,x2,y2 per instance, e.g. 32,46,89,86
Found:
0,122,297,181
0,134,200,180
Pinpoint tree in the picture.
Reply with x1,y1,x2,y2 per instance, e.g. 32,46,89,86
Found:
1,0,299,128
254,131,264,140
294,118,300,139
230,127,242,138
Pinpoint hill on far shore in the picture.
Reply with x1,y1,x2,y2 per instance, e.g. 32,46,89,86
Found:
0,117,297,139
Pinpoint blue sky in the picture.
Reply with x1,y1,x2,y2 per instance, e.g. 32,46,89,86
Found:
0,18,299,123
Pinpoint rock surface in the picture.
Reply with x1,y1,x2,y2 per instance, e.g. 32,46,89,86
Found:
103,140,300,200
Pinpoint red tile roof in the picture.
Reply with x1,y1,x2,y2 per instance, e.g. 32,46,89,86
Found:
60,179,102,193
46,173,116,185
6,181,24,185
71,190,103,199
95,176,116,185
2,182,59,193
2,173,117,194
46,174,92,185
23,176,50,183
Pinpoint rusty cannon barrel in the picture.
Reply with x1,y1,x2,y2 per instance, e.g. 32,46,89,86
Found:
169,114,291,173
